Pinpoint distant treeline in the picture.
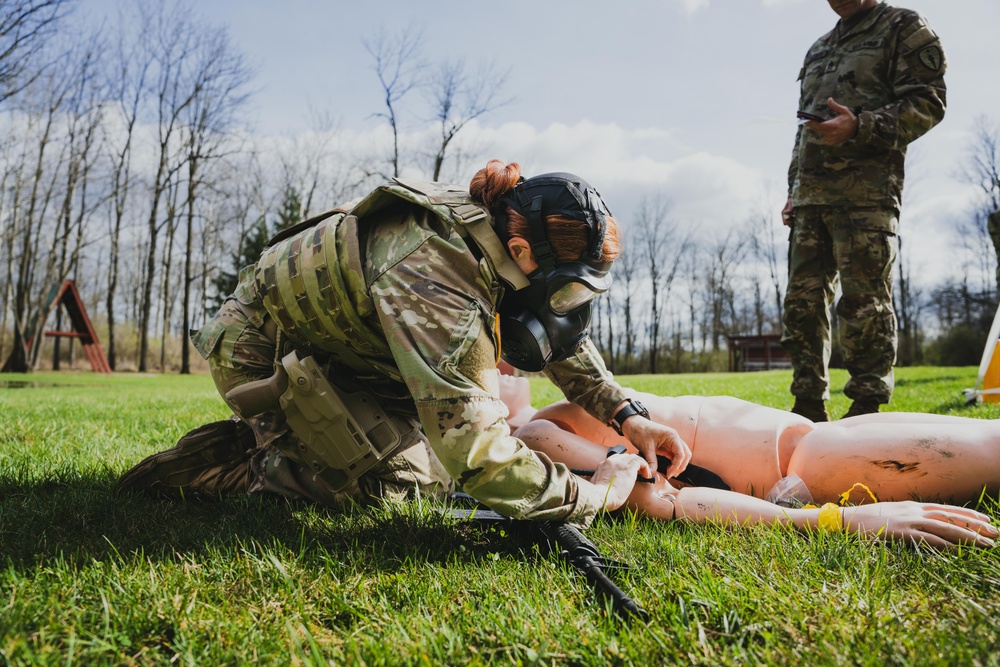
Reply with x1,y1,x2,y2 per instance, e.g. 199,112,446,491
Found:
2,0,999,374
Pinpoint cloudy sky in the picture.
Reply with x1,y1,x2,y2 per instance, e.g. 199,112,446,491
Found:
84,0,1000,288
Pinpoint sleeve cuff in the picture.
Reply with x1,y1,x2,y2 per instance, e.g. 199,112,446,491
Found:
854,110,875,145
563,478,609,529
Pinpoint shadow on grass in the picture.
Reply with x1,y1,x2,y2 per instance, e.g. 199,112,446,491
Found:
895,375,965,388
931,397,978,414
0,470,541,573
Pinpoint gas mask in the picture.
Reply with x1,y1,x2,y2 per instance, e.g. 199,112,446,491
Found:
495,173,614,372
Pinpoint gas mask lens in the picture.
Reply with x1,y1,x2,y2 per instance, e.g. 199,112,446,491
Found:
549,281,602,315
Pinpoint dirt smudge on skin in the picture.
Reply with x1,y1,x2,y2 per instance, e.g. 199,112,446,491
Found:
872,460,921,473
913,437,956,459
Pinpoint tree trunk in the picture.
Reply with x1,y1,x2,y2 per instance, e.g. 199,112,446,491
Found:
181,155,198,374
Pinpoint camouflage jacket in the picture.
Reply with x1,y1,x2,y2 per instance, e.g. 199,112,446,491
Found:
251,179,628,527
788,3,946,211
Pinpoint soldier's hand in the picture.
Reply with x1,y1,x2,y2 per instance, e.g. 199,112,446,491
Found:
806,97,859,146
781,198,795,227
590,453,650,512
623,417,691,480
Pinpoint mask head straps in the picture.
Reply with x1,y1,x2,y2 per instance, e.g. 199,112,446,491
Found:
500,172,611,268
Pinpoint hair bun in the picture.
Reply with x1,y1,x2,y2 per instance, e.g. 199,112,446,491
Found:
469,159,522,209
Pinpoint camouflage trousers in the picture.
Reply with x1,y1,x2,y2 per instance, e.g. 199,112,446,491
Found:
780,206,898,403
194,298,453,505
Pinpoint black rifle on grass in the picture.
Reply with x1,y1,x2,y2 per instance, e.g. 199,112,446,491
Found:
445,493,650,622
444,445,729,620
538,519,650,622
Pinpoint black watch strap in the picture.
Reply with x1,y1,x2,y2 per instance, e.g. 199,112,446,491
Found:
609,398,649,436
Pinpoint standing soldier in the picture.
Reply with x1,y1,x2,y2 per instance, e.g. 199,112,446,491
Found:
781,0,947,421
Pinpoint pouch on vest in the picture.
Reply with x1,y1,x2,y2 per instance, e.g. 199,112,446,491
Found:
254,179,526,375
224,351,414,491
352,178,529,291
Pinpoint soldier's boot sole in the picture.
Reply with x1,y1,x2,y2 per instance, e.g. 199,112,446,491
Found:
117,418,255,499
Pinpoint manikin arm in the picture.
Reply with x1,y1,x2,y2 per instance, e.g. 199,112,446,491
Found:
515,418,997,550
629,474,996,551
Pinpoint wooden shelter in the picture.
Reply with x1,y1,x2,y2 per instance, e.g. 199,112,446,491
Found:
726,334,791,372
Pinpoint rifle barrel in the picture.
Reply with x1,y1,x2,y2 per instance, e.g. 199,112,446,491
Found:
540,521,650,622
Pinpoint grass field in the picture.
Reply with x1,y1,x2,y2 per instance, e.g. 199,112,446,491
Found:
1,367,999,666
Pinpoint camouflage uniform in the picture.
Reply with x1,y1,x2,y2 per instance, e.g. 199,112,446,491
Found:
781,2,946,404
187,180,627,527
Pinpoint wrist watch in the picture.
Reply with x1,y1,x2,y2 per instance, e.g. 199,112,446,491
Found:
609,398,649,436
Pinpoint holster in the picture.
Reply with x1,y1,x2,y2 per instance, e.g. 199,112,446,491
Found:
225,351,413,491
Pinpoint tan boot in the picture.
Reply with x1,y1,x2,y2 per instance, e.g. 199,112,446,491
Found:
117,419,256,499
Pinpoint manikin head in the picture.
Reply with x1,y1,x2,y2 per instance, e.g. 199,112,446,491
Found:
826,0,878,20
497,372,532,414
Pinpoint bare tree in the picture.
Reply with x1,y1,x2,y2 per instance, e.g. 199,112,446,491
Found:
277,110,366,220
158,176,180,370
279,109,335,219
749,275,766,337
0,120,18,359
612,225,642,372
203,152,266,312
636,196,689,374
0,108,28,364
178,26,253,373
703,229,751,350
426,58,510,181
678,251,700,357
103,11,150,370
3,54,77,372
894,235,925,365
748,204,785,331
958,115,1000,294
135,0,203,372
0,0,69,105
893,150,930,367
955,207,995,299
51,35,105,369
959,115,1000,213
364,26,423,179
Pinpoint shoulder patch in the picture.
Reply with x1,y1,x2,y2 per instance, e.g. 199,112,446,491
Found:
918,45,944,72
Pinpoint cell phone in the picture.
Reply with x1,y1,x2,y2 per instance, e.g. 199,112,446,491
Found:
797,110,826,123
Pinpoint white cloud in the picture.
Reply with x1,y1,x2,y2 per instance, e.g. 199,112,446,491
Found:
450,120,974,289
440,120,771,239
677,0,710,15
675,0,804,12
248,116,979,290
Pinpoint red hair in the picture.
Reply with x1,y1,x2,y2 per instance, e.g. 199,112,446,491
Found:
469,159,621,263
